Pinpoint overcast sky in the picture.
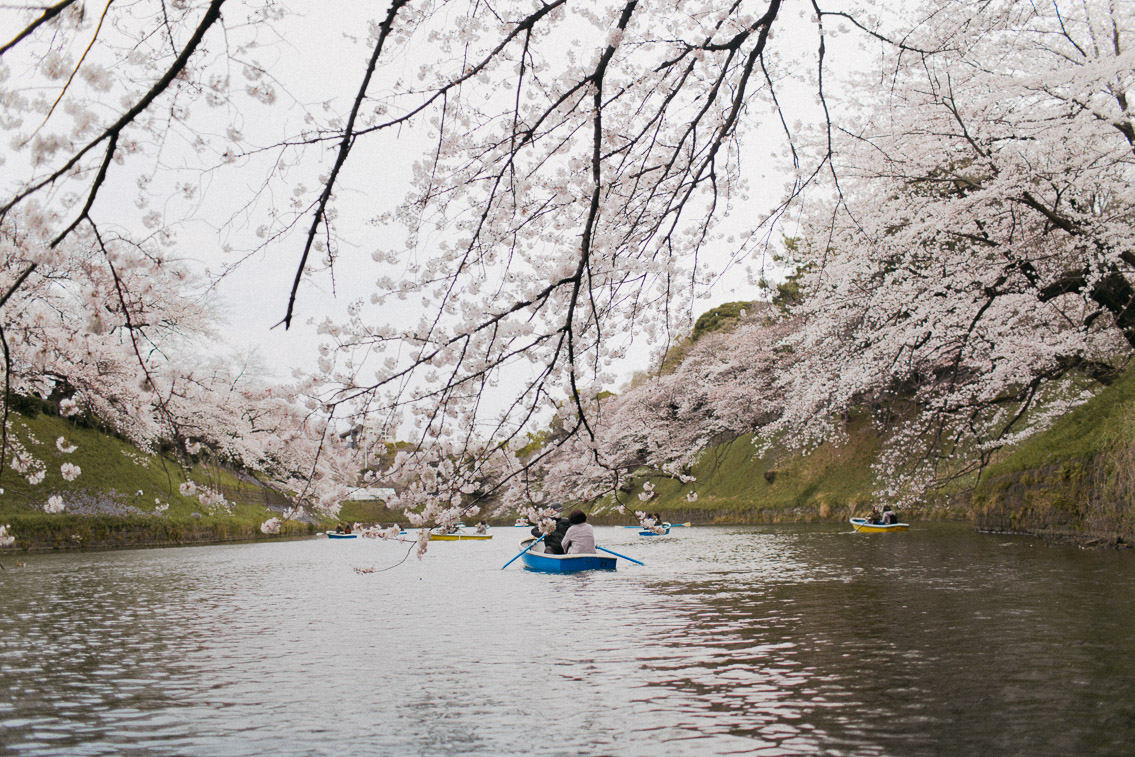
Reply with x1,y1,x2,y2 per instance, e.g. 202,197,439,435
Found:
2,1,874,390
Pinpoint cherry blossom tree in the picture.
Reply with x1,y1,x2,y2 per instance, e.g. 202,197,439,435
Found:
771,0,1135,499
509,306,797,511
9,0,1127,528
1,0,821,527
0,216,354,511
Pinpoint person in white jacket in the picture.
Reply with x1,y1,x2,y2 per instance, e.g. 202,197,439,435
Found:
561,510,596,554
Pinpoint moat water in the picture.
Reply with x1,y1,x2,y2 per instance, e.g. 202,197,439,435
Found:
2,523,1133,756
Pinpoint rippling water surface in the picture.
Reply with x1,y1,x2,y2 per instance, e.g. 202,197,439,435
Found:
2,523,1134,756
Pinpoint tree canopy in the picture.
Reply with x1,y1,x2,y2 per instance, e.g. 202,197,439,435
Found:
1,0,1132,527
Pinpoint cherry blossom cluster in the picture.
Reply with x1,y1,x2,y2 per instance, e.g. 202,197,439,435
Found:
511,308,796,509
767,0,1135,502
3,0,1131,529
0,217,356,512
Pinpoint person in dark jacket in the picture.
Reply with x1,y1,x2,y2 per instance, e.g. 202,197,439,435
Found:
531,515,571,554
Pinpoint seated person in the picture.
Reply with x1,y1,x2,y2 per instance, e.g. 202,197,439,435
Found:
880,505,897,525
475,521,488,534
562,510,596,554
865,507,882,524
531,515,571,554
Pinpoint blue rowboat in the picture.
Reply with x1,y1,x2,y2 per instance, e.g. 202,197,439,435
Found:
327,532,357,539
517,539,616,573
639,528,670,536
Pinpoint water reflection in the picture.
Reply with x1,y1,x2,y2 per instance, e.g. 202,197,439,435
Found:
2,525,1134,756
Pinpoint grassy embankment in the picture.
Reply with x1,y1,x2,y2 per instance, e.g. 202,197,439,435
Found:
590,302,941,526
595,411,965,526
604,364,1135,544
0,405,321,552
971,363,1135,544
618,417,885,525
584,300,1135,542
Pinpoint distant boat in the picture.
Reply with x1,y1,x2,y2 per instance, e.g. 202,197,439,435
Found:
327,532,357,539
639,528,670,536
849,517,909,533
429,529,493,541
517,539,616,572
513,519,529,527
625,521,690,530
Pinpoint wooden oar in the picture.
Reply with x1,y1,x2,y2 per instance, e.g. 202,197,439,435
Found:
501,535,544,570
596,545,644,565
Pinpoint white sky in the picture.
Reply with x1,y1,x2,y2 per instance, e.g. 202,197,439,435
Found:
1,1,879,393
197,1,859,385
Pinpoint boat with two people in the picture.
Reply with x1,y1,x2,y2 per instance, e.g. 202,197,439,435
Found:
850,506,909,532
849,518,909,533
502,510,645,572
327,523,357,539
514,537,618,572
428,525,493,541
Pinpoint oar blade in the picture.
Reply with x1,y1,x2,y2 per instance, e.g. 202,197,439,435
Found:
596,545,644,566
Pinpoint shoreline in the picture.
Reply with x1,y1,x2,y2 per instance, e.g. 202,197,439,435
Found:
3,514,1130,554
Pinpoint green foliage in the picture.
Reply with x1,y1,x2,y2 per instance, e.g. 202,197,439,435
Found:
366,440,415,472
690,301,757,343
772,274,806,312
612,414,884,522
980,364,1135,480
515,427,555,459
652,301,760,376
6,393,55,418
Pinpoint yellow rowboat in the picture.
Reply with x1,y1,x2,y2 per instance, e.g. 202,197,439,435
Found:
849,517,909,533
428,530,493,541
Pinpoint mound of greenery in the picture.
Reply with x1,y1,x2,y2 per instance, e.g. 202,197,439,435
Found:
971,363,1135,541
0,405,319,551
601,412,885,524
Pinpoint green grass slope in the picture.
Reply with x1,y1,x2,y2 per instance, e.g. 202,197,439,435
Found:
972,364,1135,542
0,407,319,551
980,367,1135,477
605,413,887,524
